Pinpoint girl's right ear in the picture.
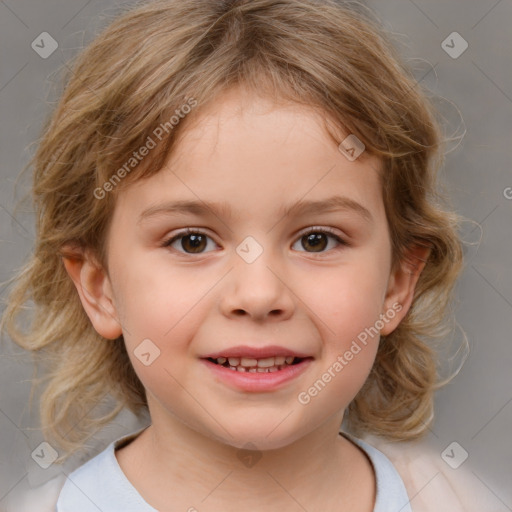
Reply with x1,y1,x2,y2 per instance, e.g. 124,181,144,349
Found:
60,245,123,340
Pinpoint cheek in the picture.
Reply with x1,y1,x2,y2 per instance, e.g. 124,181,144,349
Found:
111,255,216,389
305,259,389,342
297,256,388,395
111,253,213,341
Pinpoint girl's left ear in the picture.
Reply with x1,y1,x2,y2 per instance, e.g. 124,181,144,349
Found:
380,245,431,336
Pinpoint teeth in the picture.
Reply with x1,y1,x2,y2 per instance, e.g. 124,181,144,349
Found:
240,357,258,367
215,355,300,371
257,357,276,368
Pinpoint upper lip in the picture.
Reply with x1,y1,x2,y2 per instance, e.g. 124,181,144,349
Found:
202,345,312,359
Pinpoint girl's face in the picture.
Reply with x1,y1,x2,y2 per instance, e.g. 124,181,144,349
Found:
89,88,418,450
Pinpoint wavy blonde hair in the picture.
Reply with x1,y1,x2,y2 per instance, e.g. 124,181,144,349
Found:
1,0,464,463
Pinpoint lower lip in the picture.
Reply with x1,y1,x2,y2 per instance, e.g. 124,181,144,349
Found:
201,358,313,392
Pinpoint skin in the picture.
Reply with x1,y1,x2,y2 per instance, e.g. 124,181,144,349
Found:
64,86,428,512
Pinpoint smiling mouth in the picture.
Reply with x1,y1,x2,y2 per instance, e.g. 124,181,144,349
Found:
206,356,308,373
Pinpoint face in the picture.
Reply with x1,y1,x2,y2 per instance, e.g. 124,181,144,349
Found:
73,87,418,451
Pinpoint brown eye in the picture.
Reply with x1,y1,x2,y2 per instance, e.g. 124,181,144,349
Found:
180,233,207,253
292,228,347,253
164,230,216,254
301,232,328,252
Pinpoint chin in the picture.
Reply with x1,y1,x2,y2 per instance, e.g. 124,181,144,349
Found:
205,419,306,452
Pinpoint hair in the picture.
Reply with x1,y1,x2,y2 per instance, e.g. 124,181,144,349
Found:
1,0,464,463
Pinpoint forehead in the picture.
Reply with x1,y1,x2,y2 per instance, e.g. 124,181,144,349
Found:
115,88,386,227
173,87,354,162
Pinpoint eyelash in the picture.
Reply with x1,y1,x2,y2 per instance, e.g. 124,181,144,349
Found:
162,227,349,254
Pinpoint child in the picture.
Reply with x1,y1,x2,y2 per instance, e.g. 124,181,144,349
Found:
1,0,496,510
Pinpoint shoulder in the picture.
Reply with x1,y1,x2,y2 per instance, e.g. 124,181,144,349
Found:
1,473,66,512
2,445,115,512
361,434,505,512
4,428,148,512
56,427,156,511
2,446,113,512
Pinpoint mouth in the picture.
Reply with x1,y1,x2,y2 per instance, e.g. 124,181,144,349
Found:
200,345,314,391
205,355,308,373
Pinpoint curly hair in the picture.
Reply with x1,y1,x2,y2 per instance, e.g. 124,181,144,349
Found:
1,0,464,463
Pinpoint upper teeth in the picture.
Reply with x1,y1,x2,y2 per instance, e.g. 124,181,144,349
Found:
217,356,295,367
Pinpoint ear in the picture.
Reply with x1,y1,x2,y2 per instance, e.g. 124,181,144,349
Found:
61,246,123,340
380,245,431,336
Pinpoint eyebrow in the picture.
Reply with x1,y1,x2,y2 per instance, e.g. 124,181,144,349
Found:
137,195,373,224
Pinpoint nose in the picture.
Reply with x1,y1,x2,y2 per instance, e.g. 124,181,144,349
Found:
219,249,295,322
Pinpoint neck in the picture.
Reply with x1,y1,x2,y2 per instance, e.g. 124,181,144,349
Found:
116,408,375,511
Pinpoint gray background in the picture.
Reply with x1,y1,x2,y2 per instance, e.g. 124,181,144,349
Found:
0,0,511,508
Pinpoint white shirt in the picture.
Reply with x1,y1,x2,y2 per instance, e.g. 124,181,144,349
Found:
53,428,410,511
4,428,503,512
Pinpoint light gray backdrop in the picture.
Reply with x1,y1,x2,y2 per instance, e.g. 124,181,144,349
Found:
0,0,511,508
